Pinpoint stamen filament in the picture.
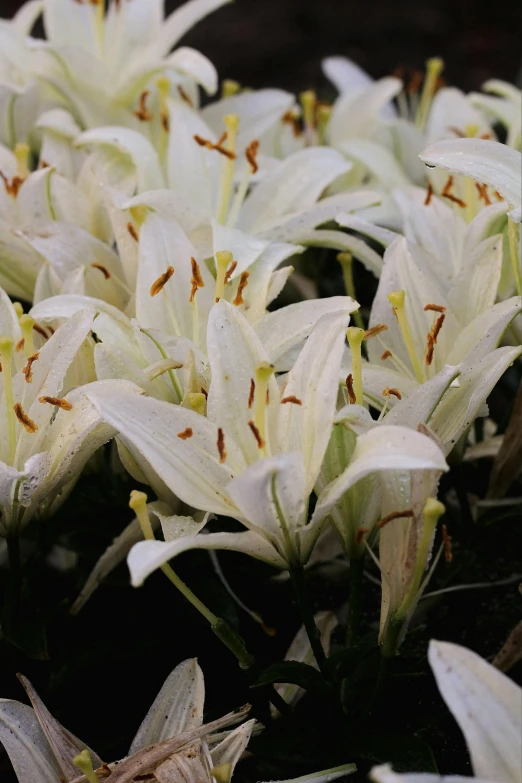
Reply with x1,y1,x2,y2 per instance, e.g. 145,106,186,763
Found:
216,114,239,224
416,57,444,130
337,253,364,330
214,250,233,302
129,490,219,625
254,362,275,456
346,327,365,405
156,76,171,162
299,90,317,145
0,337,17,464
19,315,35,358
387,290,424,383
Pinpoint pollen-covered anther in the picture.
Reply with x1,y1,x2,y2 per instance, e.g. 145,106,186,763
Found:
248,378,255,409
193,132,237,160
233,272,249,306
475,182,491,206
248,420,265,449
13,402,38,433
217,427,227,462
224,260,237,284
15,338,24,352
177,427,193,440
39,395,73,411
91,263,111,279
441,523,453,563
281,110,302,137
364,324,388,339
380,349,392,361
32,322,49,339
424,182,434,206
355,527,368,545
425,333,435,365
245,140,260,174
376,509,414,529
177,84,194,107
0,171,24,198
127,222,139,242
22,352,39,383
133,90,153,122
424,303,446,313
441,175,467,208
346,373,356,405
189,257,205,303
431,313,445,343
382,386,402,400
150,266,174,296
281,395,303,405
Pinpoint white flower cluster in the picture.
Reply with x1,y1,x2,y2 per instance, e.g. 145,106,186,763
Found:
0,2,521,780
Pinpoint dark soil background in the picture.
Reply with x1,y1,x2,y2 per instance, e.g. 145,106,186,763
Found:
1,1,522,782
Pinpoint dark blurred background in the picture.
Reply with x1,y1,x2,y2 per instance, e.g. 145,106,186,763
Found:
3,0,522,93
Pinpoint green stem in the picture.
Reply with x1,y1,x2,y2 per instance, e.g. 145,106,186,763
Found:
346,556,365,649
289,564,328,677
380,615,405,659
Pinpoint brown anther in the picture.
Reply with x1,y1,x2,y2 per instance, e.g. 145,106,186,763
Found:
99,763,112,779
493,190,504,202
282,110,302,137
424,182,434,206
380,349,392,361
161,111,169,133
245,139,260,174
224,260,238,284
248,420,265,449
425,333,435,365
22,352,39,383
376,509,414,529
448,126,466,138
47,325,55,335
15,338,24,352
0,171,24,198
345,373,356,405
150,266,174,296
32,323,49,339
217,427,227,462
193,132,236,160
177,427,193,440
177,84,194,107
233,271,249,306
39,160,50,169
13,402,38,433
431,313,445,343
281,395,303,405
189,257,205,303
364,324,388,339
39,395,72,410
407,70,423,96
475,182,491,206
200,386,208,399
480,132,492,140
133,90,153,122
127,222,139,241
355,527,368,545
441,175,467,208
266,388,270,404
91,263,111,279
248,378,255,409
424,303,446,313
441,523,453,563
382,386,402,400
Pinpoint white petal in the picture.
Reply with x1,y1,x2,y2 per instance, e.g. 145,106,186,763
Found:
291,227,383,277
328,77,401,146
311,426,448,528
0,699,64,783
429,640,522,782
259,763,357,783
210,719,256,774
370,763,494,782
322,56,373,95
130,659,205,753
154,0,233,55
128,531,286,586
420,139,522,221
166,46,217,95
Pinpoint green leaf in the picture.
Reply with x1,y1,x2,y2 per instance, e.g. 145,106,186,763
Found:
252,661,328,695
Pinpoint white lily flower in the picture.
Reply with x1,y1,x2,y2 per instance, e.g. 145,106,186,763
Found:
1,656,356,783
0,297,113,535
81,303,354,576
370,639,521,783
469,80,521,150
420,138,522,222
17,0,231,131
